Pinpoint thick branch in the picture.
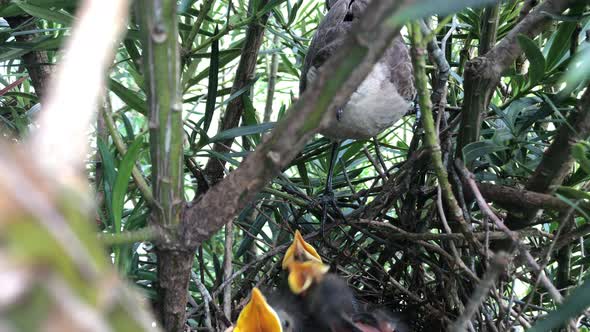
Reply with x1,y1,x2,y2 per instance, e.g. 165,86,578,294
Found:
182,0,413,247
456,0,574,155
469,182,572,213
203,0,270,186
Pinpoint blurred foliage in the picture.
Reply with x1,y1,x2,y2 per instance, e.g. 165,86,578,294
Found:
1,0,590,331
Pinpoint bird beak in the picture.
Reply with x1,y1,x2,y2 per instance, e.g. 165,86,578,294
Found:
287,260,330,294
233,288,283,332
281,230,322,269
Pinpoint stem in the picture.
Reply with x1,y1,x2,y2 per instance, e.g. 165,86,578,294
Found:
222,221,234,319
183,0,216,50
139,0,184,227
479,3,500,56
410,22,476,245
138,1,186,330
263,33,280,123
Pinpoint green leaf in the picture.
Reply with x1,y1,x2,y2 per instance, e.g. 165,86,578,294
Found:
236,206,268,258
517,35,545,87
545,16,580,71
109,79,147,115
279,53,299,78
112,137,144,235
185,39,245,88
208,122,275,143
217,78,258,109
390,0,496,26
242,95,262,144
258,0,288,17
527,278,590,332
556,186,590,201
462,140,509,164
572,142,590,175
203,26,219,133
0,46,29,62
14,1,74,25
118,112,136,142
0,0,77,17
561,46,590,94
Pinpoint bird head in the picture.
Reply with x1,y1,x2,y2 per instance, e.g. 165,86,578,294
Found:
281,230,322,269
286,260,330,295
231,288,283,332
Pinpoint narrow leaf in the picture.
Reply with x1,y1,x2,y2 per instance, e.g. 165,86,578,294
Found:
112,137,144,235
203,26,219,133
208,122,275,143
14,1,74,25
517,35,545,87
109,78,148,115
462,140,509,164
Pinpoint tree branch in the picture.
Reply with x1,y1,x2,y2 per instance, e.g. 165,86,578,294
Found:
456,0,574,156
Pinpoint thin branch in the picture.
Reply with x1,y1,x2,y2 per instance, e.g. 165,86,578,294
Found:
264,32,280,123
222,221,234,318
183,0,216,51
356,220,551,242
191,271,213,330
450,252,510,332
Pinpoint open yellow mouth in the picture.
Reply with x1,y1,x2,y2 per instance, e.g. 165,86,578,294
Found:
234,288,282,332
286,260,330,294
281,230,322,269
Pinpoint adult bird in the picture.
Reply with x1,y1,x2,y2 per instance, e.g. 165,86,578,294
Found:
300,0,416,229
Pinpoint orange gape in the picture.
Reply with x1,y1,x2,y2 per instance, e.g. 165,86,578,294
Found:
281,230,322,270
286,260,330,295
232,288,282,332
